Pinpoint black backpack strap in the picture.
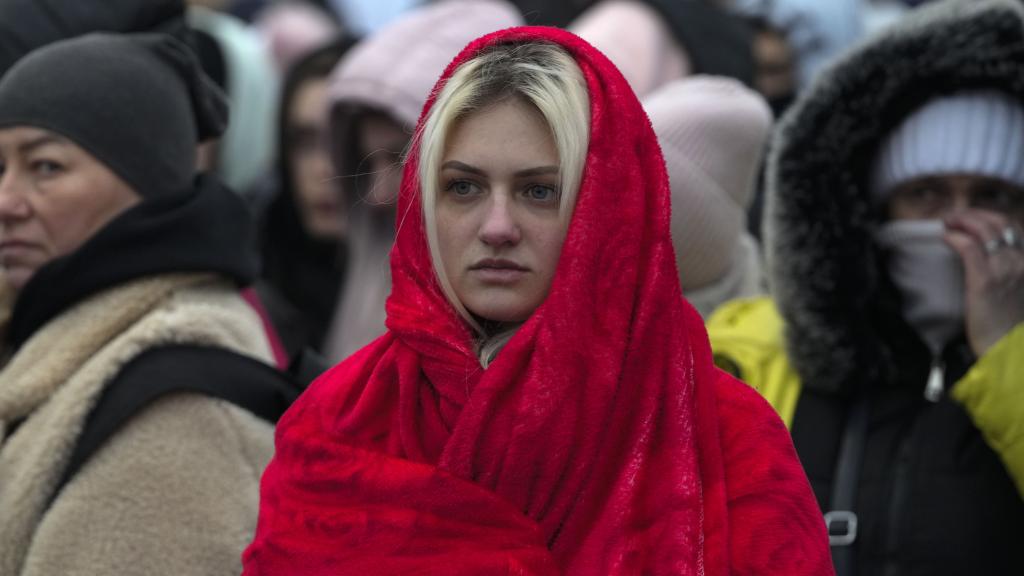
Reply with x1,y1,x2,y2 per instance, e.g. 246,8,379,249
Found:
287,346,331,388
54,344,300,503
826,394,870,576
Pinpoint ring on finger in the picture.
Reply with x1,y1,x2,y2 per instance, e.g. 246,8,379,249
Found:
1001,226,1022,249
984,236,1004,254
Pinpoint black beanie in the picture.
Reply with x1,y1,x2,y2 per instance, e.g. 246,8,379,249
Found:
0,32,228,197
0,0,187,75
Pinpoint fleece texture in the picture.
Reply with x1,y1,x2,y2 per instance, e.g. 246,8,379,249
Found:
765,0,1024,394
244,26,831,575
0,273,275,576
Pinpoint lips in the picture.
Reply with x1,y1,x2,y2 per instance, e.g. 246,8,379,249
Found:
0,241,40,271
0,239,36,252
469,258,529,284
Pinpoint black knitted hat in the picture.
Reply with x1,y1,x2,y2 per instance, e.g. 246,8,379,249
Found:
0,32,228,197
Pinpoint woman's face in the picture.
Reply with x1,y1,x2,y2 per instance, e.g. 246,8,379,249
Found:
887,173,1024,226
0,126,140,291
356,112,407,209
288,77,343,240
436,99,568,324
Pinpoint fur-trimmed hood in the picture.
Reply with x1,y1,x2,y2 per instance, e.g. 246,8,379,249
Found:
765,0,1024,394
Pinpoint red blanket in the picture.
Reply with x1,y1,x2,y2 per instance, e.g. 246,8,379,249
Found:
243,26,831,575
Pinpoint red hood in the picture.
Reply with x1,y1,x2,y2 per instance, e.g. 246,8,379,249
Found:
246,25,717,575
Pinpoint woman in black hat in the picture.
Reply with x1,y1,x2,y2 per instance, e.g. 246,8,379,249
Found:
0,33,284,575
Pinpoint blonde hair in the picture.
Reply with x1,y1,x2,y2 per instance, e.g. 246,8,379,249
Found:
416,41,590,365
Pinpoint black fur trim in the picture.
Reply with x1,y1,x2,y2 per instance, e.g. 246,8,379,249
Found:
764,0,1024,394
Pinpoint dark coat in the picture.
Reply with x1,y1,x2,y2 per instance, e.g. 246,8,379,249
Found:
765,1,1024,573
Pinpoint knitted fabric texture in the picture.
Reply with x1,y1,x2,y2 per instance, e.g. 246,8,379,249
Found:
871,89,1024,202
644,76,770,292
0,33,226,198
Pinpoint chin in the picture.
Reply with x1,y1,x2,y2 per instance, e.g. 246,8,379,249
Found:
307,221,343,242
2,267,34,293
466,301,535,325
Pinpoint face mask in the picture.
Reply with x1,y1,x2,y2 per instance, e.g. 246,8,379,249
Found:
874,220,965,356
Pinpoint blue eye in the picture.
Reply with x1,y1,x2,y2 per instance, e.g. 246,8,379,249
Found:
525,185,558,203
445,179,480,197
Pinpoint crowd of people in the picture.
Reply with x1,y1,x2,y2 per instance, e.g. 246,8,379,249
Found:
0,0,1019,575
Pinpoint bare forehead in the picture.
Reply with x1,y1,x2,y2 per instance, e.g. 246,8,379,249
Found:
444,100,555,156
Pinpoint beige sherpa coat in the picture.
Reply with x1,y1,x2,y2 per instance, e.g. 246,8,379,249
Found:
0,273,276,576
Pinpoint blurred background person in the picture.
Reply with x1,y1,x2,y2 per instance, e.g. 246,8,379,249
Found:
0,0,188,69
327,0,420,34
569,0,756,98
252,0,341,74
257,36,356,359
321,0,522,362
189,3,279,199
708,1,1024,573
728,0,863,100
724,0,865,241
0,33,282,575
643,76,772,318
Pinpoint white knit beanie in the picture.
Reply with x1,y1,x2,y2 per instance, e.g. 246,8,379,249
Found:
644,76,772,292
872,89,1024,202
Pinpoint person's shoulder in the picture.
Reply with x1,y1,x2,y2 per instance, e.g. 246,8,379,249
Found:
97,346,281,466
39,391,269,576
711,369,788,435
706,296,785,344
709,370,835,575
274,333,398,442
709,368,802,484
706,297,802,425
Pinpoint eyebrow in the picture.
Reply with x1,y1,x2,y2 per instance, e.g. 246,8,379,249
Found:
18,134,66,154
441,160,559,178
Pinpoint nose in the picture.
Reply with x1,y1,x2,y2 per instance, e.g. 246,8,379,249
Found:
0,169,30,222
946,189,972,216
479,191,521,246
310,148,334,181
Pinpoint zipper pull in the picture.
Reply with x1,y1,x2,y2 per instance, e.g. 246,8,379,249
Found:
924,360,944,403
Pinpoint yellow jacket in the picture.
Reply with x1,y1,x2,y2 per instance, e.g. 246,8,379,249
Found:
706,296,1024,497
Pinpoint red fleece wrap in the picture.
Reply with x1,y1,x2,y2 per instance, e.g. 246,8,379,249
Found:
243,27,832,575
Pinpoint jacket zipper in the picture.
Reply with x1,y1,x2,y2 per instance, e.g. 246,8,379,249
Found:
923,359,944,402
884,356,951,575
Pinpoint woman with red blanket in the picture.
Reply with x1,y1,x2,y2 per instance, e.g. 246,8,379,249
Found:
243,26,832,575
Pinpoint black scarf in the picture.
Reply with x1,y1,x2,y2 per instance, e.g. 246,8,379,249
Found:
9,174,257,350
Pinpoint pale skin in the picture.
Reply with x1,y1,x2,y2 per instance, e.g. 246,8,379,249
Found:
356,112,408,208
887,173,1024,356
436,98,567,325
288,77,343,240
0,126,141,293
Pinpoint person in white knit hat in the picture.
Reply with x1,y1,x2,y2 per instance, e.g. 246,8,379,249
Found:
707,1,1024,574
872,89,1024,371
643,75,772,317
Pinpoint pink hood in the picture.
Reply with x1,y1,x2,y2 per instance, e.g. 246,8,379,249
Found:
327,0,523,132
